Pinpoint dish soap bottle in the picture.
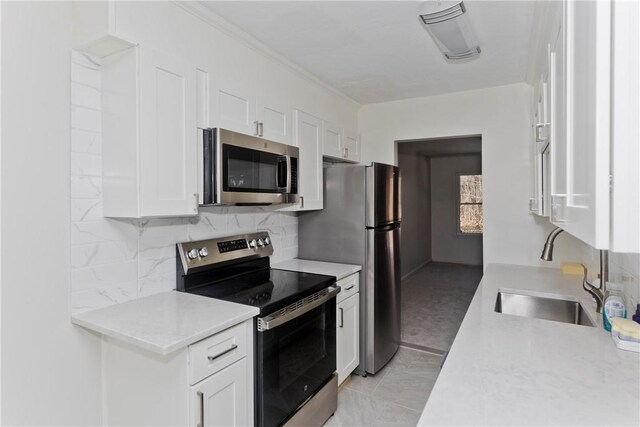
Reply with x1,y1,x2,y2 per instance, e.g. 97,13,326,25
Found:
602,282,627,332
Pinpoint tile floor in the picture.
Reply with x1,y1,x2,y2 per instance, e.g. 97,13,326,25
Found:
325,262,482,426
401,262,483,351
324,346,442,427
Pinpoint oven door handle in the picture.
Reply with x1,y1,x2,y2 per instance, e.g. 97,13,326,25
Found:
257,285,340,331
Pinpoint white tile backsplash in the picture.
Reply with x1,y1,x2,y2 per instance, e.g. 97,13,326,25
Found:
582,247,640,315
70,51,298,314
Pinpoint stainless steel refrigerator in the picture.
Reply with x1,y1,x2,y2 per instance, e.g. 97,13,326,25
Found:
298,162,401,375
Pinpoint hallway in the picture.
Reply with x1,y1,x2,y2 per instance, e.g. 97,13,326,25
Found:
401,262,483,352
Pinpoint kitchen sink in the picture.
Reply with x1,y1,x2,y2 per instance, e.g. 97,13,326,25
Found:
495,291,595,327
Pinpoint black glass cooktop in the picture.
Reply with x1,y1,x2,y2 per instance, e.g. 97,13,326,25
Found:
185,268,336,316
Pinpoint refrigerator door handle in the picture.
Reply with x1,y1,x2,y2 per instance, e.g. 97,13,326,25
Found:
367,222,401,232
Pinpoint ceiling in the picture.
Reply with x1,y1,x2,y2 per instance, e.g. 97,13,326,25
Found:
200,1,536,104
398,136,481,157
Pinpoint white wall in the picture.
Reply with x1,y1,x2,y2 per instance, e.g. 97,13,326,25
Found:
430,155,483,265
359,83,590,269
1,2,103,425
397,151,431,277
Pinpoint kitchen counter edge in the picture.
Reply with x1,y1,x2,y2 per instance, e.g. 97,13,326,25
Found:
71,291,259,356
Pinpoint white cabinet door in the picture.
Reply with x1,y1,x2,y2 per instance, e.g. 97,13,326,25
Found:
211,32,258,137
549,16,569,226
139,47,198,216
257,56,293,145
560,0,611,248
337,293,359,385
191,359,248,427
102,46,198,218
323,121,343,159
294,110,323,211
343,129,361,163
609,0,640,253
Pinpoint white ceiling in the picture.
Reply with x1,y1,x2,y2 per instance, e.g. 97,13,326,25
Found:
398,136,481,156
200,1,536,104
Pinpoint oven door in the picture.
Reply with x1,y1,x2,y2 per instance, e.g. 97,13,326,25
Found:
256,289,337,427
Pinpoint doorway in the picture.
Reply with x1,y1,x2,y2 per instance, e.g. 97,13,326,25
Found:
396,136,483,353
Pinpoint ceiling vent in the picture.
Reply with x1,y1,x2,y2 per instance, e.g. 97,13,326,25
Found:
419,1,481,62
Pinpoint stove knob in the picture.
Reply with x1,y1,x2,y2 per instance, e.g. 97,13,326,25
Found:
249,239,257,249
187,249,198,260
257,238,265,247
198,247,209,258
264,237,271,246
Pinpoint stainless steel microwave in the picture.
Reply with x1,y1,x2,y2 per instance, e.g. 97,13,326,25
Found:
199,128,299,206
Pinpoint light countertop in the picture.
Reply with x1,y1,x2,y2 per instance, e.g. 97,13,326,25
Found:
71,292,258,355
272,258,361,280
419,263,640,426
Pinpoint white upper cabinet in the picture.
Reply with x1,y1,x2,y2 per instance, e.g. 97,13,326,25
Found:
210,34,258,137
323,120,344,159
561,0,611,248
293,111,324,211
256,56,294,145
209,34,293,145
323,121,360,163
609,0,640,253
343,129,361,163
102,46,198,218
532,0,639,252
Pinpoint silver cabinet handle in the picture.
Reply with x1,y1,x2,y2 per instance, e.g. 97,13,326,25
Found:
197,391,204,427
344,147,349,158
344,284,355,291
207,344,238,362
300,196,304,209
258,121,264,137
253,121,259,136
339,307,344,328
535,123,548,142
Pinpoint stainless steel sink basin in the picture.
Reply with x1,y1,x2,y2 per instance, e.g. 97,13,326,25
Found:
495,292,595,327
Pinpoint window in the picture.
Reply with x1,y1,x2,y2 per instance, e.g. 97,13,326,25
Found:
458,174,483,234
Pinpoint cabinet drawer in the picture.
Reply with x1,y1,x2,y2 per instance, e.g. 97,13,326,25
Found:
336,273,359,304
189,322,248,385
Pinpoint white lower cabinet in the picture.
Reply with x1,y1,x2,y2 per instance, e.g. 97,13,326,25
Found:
336,273,360,385
102,319,254,426
191,359,248,427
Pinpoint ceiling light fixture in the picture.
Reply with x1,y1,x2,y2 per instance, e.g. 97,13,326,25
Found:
419,1,481,62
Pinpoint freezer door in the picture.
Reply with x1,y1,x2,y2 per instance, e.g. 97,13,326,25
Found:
366,163,401,227
365,223,401,373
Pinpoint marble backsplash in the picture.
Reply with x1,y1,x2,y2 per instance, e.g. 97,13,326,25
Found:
70,51,298,314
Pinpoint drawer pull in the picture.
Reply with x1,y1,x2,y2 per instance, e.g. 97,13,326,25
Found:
207,344,238,362
344,284,355,291
339,307,344,328
197,391,204,427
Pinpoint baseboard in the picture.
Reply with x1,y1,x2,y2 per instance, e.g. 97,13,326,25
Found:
430,260,483,268
401,259,431,281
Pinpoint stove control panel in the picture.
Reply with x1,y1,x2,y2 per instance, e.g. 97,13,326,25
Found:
177,232,273,273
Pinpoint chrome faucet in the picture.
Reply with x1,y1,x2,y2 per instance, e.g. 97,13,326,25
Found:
540,227,564,261
540,227,608,313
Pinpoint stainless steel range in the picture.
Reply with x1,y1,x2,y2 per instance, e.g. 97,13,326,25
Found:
176,232,339,427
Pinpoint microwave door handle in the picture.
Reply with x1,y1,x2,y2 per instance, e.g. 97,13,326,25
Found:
277,155,292,193
202,128,214,205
